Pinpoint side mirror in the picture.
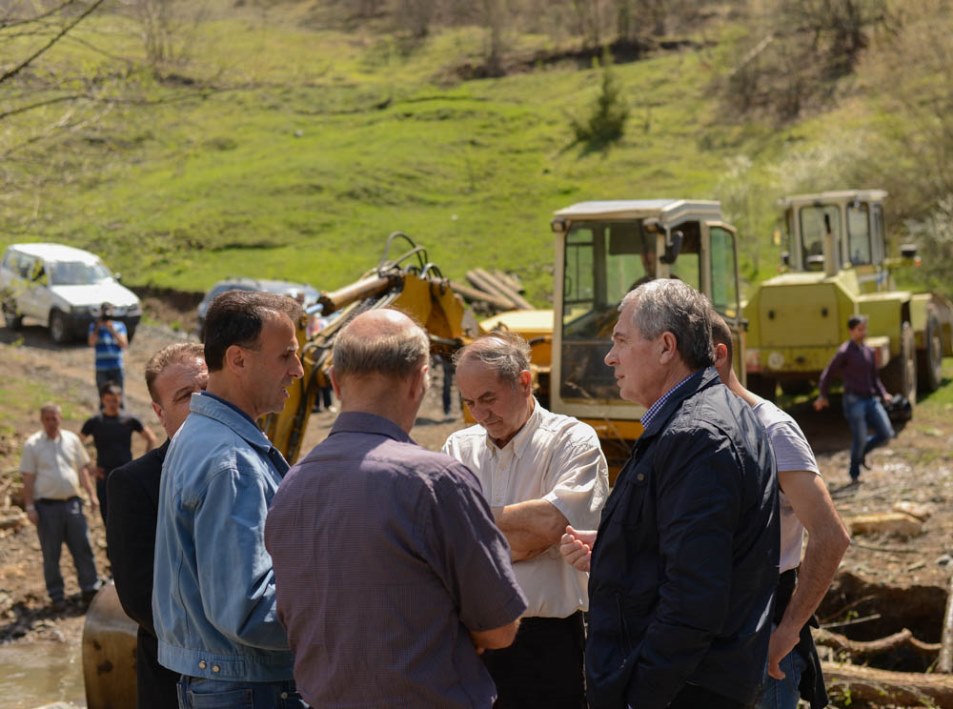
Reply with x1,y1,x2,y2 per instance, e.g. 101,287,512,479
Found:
660,230,684,265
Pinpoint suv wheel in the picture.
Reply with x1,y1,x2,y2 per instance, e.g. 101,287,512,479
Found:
49,309,69,344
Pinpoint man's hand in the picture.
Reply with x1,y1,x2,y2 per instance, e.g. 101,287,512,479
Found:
88,497,99,512
93,466,106,480
812,396,829,412
559,525,596,572
766,623,801,679
26,507,38,526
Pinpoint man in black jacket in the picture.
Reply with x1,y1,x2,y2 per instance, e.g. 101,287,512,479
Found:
569,280,779,709
106,343,208,709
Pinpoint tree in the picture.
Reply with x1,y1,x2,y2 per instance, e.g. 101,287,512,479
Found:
568,52,629,150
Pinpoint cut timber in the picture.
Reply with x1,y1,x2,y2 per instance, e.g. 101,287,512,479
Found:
465,270,518,309
491,269,524,294
941,575,953,673
471,268,533,310
815,627,941,657
822,661,953,706
845,512,923,538
449,280,516,311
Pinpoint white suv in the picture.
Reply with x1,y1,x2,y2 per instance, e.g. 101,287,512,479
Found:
0,243,142,344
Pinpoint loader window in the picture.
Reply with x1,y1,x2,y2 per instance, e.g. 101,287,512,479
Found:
709,226,739,317
847,202,872,265
799,205,841,271
560,221,650,401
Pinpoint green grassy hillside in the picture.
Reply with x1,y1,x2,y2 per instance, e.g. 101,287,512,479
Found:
1,1,946,307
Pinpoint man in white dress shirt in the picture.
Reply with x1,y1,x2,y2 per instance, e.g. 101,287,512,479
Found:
443,331,609,709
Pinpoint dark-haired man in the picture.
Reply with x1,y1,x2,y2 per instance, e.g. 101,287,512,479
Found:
154,291,306,708
813,314,895,484
88,302,128,396
107,343,208,709
82,383,156,526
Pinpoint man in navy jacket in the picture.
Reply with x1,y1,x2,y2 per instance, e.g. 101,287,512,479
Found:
107,343,208,708
569,280,779,709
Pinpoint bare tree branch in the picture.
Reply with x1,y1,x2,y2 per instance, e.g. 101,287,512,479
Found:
0,0,107,85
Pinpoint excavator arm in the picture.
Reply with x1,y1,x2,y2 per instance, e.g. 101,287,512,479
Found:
263,233,478,463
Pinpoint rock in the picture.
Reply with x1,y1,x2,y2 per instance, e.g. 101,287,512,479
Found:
845,512,924,538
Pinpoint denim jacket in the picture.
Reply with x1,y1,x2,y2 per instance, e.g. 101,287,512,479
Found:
153,392,295,682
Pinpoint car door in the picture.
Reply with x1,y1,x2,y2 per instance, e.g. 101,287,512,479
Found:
18,256,51,323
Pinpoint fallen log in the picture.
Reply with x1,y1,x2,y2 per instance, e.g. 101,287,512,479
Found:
815,627,941,657
844,512,923,538
822,661,953,706
940,575,953,673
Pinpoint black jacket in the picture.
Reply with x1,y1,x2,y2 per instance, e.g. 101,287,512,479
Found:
106,440,180,709
586,368,779,709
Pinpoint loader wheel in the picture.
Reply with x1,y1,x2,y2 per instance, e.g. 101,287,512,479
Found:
917,312,942,393
883,321,917,404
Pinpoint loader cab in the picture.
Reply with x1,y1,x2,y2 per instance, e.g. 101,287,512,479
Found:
784,190,888,281
550,200,742,459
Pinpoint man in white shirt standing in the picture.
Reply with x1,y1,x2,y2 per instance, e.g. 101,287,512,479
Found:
443,331,609,709
20,403,101,612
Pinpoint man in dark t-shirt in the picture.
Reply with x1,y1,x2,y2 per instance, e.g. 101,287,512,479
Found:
81,384,156,525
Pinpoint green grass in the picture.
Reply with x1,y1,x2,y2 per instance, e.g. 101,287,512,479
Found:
0,3,944,310
0,350,88,436
0,10,786,305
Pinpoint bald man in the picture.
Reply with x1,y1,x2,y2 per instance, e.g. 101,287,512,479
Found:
267,309,527,708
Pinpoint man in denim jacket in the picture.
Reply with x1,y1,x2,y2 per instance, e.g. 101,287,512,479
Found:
154,290,306,708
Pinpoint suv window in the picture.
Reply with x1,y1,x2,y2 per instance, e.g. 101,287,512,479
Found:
49,261,111,286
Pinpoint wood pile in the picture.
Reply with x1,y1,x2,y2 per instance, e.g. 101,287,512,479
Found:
450,268,533,313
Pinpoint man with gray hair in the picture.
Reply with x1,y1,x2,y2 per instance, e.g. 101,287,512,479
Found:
569,279,779,709
266,308,527,708
443,331,608,709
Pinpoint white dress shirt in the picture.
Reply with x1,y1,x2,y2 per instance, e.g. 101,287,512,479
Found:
444,400,609,618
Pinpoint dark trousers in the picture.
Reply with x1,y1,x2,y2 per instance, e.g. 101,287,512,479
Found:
668,683,751,709
35,497,99,602
483,611,586,709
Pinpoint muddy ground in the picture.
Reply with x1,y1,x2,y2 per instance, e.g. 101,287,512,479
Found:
0,300,951,706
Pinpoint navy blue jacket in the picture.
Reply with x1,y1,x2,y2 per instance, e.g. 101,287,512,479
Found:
586,368,779,709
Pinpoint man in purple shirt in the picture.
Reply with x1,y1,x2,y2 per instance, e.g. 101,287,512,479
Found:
814,314,894,483
266,308,527,708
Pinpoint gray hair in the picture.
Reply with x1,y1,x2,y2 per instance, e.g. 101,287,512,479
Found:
453,331,531,386
145,342,206,403
620,280,715,369
333,313,430,380
40,403,61,417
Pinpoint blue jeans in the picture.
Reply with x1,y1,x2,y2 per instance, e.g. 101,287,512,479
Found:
843,393,894,480
757,649,807,709
177,677,307,709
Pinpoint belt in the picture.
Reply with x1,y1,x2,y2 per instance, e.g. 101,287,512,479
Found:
35,496,80,504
